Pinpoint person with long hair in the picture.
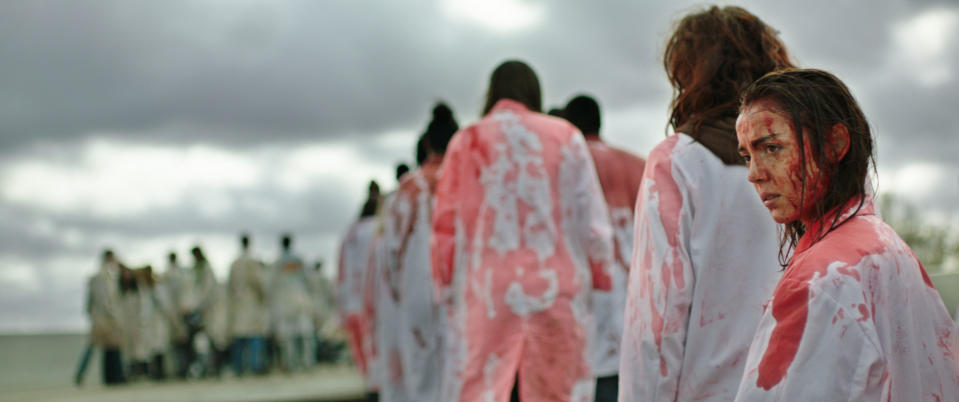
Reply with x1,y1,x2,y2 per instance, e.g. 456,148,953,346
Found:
431,60,614,401
379,102,459,401
733,68,959,401
618,6,792,401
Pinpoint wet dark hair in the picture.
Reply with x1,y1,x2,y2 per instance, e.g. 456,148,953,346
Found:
425,102,459,155
665,6,793,135
240,233,250,249
281,233,293,250
547,107,565,118
563,94,601,136
740,68,875,265
483,60,541,115
396,163,410,181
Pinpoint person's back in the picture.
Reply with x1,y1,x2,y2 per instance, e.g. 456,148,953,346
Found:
229,251,268,338
432,61,614,401
562,95,646,396
618,6,791,402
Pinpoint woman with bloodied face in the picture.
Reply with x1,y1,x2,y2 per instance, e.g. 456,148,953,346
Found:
733,68,959,401
618,6,789,402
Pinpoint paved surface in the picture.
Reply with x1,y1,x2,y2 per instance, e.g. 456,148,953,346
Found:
0,366,366,402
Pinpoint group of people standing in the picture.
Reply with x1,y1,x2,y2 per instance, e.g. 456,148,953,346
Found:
337,5,959,402
82,234,338,386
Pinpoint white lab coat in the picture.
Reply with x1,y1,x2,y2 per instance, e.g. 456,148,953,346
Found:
383,159,444,401
270,251,315,339
619,133,781,402
228,252,269,337
87,261,123,347
734,196,959,401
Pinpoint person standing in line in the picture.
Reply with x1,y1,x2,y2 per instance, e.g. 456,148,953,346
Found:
227,233,269,376
365,162,419,401
119,266,149,380
84,249,126,385
733,68,959,401
173,246,218,378
307,260,339,364
560,94,645,402
140,265,172,380
338,183,381,398
431,60,615,401
382,103,459,402
618,6,792,402
164,251,190,377
270,234,315,372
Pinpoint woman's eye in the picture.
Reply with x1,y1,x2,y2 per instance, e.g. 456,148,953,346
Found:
740,154,751,163
764,144,780,153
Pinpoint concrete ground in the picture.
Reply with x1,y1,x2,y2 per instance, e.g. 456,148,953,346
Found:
0,365,366,402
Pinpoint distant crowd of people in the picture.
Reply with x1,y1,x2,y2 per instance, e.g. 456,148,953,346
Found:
335,5,959,402
79,234,341,386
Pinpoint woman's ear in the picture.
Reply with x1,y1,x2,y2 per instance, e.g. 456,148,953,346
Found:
828,123,850,162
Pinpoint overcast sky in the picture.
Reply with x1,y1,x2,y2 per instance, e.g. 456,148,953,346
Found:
1,0,957,332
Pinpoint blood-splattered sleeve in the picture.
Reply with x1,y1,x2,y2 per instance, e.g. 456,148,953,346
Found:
619,137,695,402
735,277,884,401
431,132,466,300
561,133,614,290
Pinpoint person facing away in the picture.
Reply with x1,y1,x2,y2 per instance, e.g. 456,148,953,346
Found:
381,102,459,402
732,68,959,401
561,94,645,402
172,246,218,378
269,233,316,372
431,59,615,401
86,249,126,385
227,233,269,375
337,181,381,393
365,162,421,401
618,6,791,402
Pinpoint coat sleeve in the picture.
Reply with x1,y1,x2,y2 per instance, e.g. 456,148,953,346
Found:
734,279,885,401
431,132,467,302
562,133,614,291
619,143,695,402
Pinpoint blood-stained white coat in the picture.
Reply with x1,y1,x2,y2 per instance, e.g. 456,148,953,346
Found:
619,133,781,402
584,137,645,378
734,196,959,401
383,157,445,401
431,99,614,402
366,192,411,400
337,216,378,386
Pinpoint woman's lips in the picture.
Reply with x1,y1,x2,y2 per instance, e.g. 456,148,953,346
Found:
761,193,780,208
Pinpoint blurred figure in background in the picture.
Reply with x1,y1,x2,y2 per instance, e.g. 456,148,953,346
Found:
365,162,418,400
119,266,149,380
83,249,126,385
270,234,315,372
171,246,218,378
164,251,188,374
562,94,645,401
384,102,458,401
337,181,381,398
431,60,614,401
228,233,269,376
140,265,173,380
618,6,790,402
308,259,340,364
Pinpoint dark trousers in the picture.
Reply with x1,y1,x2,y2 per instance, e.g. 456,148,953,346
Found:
595,375,618,402
102,347,125,385
149,354,167,380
